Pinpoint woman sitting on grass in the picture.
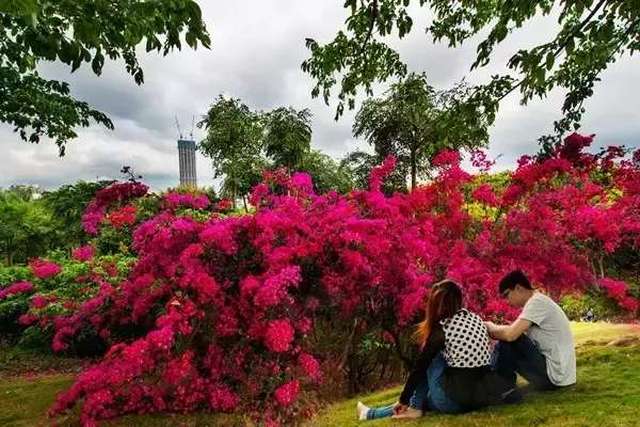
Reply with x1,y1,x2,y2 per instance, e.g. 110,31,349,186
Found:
357,280,520,420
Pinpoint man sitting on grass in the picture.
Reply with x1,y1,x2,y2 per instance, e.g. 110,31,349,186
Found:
485,270,576,391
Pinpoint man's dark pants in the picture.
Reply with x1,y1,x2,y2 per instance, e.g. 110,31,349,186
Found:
493,335,557,391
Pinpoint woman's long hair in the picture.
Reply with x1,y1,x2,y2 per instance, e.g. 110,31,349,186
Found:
414,280,463,349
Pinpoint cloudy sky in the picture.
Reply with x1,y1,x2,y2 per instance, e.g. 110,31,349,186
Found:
2,1,639,191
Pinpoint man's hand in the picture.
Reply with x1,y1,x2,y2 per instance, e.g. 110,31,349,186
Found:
393,402,408,415
485,319,531,342
484,321,499,338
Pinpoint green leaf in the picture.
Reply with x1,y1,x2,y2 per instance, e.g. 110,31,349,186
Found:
1,0,211,153
545,52,555,70
91,50,105,75
0,0,38,16
73,21,99,44
494,24,508,43
304,0,638,145
185,31,197,49
58,41,78,65
565,36,575,54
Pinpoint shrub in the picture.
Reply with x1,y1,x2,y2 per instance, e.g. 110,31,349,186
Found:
0,265,32,342
559,292,620,321
3,135,639,426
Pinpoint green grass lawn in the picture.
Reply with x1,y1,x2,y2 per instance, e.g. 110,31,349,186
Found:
1,322,639,426
312,322,640,427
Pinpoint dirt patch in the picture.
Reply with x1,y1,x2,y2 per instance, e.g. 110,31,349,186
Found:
0,346,93,380
606,335,640,347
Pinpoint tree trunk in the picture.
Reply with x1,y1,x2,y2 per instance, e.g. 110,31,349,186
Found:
232,179,237,210
410,148,417,190
389,329,413,370
242,195,248,213
338,318,359,372
590,257,597,277
598,255,605,278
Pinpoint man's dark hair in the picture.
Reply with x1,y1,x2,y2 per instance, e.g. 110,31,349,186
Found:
499,270,532,294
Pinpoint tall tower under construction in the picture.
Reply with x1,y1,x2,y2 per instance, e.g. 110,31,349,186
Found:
176,115,197,187
177,139,197,187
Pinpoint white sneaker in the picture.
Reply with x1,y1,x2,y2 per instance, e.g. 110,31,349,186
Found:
357,401,370,421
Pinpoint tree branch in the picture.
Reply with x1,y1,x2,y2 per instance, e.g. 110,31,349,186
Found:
356,0,379,59
338,318,360,371
495,0,610,104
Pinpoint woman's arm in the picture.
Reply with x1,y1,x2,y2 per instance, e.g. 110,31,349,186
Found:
398,327,445,405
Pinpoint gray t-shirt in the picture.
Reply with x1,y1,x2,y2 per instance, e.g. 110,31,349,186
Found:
518,292,576,386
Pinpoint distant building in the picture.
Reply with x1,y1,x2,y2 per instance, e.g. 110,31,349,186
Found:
177,139,197,187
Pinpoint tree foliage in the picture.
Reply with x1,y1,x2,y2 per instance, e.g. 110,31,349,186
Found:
263,107,313,172
41,180,113,248
340,150,379,190
299,149,353,194
354,73,490,189
0,181,114,265
303,0,640,142
0,0,210,154
198,96,264,208
200,96,355,202
0,189,56,265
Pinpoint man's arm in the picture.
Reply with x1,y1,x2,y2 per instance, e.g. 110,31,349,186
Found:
485,318,532,342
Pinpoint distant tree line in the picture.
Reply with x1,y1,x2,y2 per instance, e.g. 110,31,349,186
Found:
199,74,490,206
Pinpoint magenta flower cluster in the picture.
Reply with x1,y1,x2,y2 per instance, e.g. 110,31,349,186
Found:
72,245,95,262
0,281,34,301
163,192,211,210
81,182,148,235
29,259,62,279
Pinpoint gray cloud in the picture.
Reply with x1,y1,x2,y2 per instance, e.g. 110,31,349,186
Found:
1,1,638,190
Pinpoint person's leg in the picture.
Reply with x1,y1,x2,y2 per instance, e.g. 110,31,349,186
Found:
361,354,434,420
507,335,555,390
363,402,422,420
495,335,555,391
426,353,464,414
408,370,429,412
493,340,518,389
364,403,395,420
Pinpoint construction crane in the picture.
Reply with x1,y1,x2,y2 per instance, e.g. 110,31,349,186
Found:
175,115,184,140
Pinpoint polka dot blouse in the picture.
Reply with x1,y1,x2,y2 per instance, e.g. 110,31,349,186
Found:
441,309,492,368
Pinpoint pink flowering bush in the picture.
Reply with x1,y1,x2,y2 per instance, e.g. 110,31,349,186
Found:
264,319,296,353
1,133,636,425
599,278,639,311
0,281,34,301
298,353,322,383
0,256,136,351
105,205,138,229
274,380,300,407
163,192,211,210
72,245,96,262
81,182,149,235
29,259,62,279
3,187,228,352
471,183,499,207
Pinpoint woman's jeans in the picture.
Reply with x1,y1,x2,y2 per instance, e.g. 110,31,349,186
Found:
366,353,463,420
